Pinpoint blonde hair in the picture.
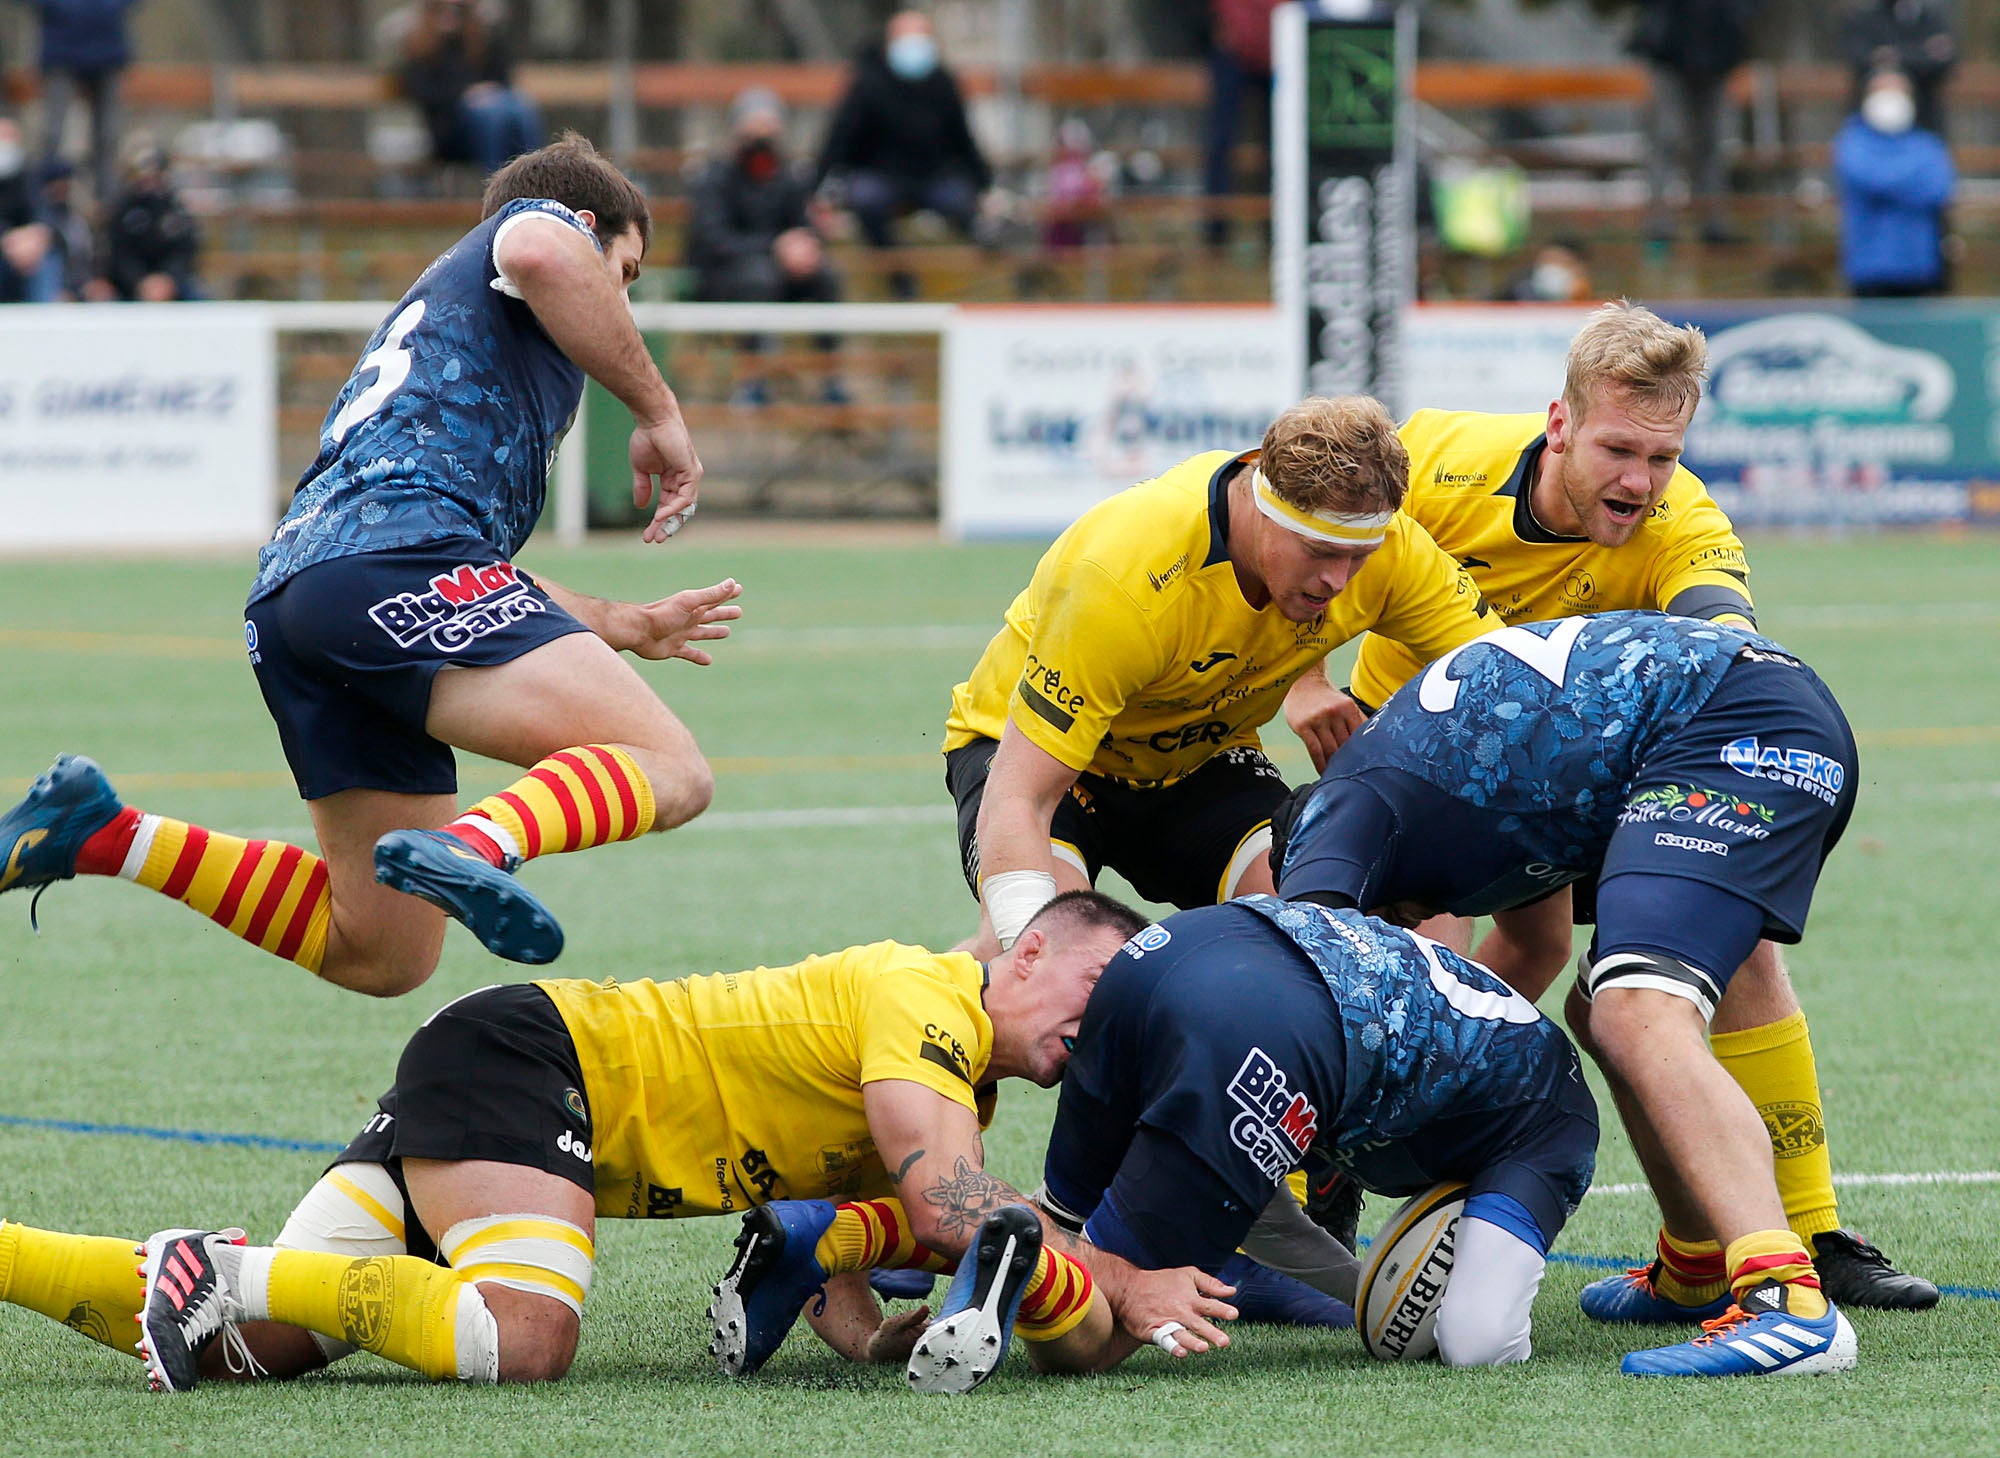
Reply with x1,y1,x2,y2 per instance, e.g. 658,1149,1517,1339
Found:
1563,301,1709,420
1258,395,1408,514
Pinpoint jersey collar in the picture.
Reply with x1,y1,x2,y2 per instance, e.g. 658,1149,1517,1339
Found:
1205,450,1256,567
1505,434,1589,544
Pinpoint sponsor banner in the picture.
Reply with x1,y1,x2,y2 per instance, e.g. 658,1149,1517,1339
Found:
0,304,276,550
941,307,1292,539
1667,304,1982,527
1403,304,1590,414
1272,1,1417,407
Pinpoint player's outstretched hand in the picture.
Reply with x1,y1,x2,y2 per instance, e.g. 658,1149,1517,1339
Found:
625,578,742,664
1285,675,1366,773
1116,1266,1236,1357
862,1303,934,1364
631,414,705,543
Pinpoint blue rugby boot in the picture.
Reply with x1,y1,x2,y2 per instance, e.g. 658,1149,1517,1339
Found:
906,1204,1042,1394
1581,1260,1734,1324
1621,1281,1856,1377
709,1200,837,1377
0,755,123,922
1215,1253,1353,1329
373,827,563,965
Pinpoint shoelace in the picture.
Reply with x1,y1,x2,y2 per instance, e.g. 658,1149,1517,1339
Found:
28,883,51,933
1689,1303,1755,1347
219,1323,269,1380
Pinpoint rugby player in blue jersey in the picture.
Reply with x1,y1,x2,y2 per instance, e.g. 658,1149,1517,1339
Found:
722,895,1597,1389
1275,611,1863,1377
1,135,738,993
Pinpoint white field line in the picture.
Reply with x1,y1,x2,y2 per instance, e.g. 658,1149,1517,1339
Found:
1589,1170,2000,1198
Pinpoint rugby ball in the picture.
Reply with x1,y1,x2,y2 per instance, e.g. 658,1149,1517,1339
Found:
1355,1181,1468,1361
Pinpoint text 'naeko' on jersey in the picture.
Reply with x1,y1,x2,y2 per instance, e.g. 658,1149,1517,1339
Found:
250,198,598,604
944,450,1490,787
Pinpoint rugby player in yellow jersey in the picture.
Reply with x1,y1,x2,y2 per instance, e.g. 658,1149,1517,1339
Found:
1282,301,1936,1312
944,395,1490,962
0,892,1239,1390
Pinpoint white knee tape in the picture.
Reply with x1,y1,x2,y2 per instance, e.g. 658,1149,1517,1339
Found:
274,1163,411,1365
453,1281,501,1384
439,1214,595,1318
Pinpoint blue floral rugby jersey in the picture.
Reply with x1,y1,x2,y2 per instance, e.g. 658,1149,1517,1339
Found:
250,199,598,603
1308,611,1777,869
1232,897,1577,1178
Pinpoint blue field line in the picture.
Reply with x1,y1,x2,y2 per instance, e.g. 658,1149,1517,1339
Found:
0,1112,343,1155
5,1111,1999,1302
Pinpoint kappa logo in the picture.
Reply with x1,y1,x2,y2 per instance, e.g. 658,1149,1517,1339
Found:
1226,1047,1319,1184
369,562,543,653
1654,830,1728,857
1720,737,1846,805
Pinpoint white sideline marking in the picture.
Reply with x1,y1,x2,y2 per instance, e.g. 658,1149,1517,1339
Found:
1588,1170,2000,1198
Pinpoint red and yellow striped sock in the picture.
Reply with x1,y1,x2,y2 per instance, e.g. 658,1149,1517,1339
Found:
1015,1246,1096,1342
1725,1229,1827,1318
814,1199,954,1276
1653,1229,1729,1307
443,745,656,868
76,808,330,973
0,1221,147,1356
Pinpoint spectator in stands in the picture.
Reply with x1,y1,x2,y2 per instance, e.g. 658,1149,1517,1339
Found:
688,88,844,405
1834,67,1954,297
1628,0,1764,245
393,0,543,177
34,157,105,300
0,116,59,303
1040,118,1108,251
689,89,840,311
19,0,140,206
1842,0,1956,136
1500,238,1595,303
1204,0,1278,249
816,9,991,296
101,133,199,300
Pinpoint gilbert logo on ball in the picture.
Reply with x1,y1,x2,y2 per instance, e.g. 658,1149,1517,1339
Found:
1356,1181,1468,1361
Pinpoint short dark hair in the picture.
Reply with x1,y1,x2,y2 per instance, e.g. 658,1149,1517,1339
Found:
482,132,652,252
1022,889,1149,946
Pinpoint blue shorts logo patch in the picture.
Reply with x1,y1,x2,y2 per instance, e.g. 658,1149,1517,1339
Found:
1719,736,1844,805
1226,1046,1319,1184
368,561,545,653
1123,923,1172,959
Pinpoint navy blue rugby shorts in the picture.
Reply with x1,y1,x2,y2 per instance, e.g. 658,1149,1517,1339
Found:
244,539,589,799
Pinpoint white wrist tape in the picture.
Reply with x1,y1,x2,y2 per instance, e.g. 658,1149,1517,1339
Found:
984,869,1059,949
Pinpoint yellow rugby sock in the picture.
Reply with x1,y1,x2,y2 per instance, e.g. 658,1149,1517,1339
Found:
1016,1247,1096,1342
75,810,330,973
1726,1230,1827,1319
0,1223,147,1355
257,1249,484,1380
814,1200,953,1276
448,745,656,867
1652,1230,1728,1306
1712,1011,1840,1242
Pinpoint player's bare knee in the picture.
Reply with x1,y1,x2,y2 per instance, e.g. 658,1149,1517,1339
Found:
483,1287,580,1383
640,750,713,830
1562,981,1599,1059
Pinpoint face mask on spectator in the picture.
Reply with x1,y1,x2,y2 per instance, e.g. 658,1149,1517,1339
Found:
0,141,23,181
738,138,781,181
1863,88,1916,135
888,33,938,80
1530,261,1581,301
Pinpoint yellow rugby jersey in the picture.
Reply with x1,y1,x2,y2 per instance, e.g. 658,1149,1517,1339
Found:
1351,409,1754,708
535,942,995,1221
944,450,1489,787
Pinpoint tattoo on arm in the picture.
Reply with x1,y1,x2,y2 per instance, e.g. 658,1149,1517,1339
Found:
891,1149,925,1186
919,1156,1032,1243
